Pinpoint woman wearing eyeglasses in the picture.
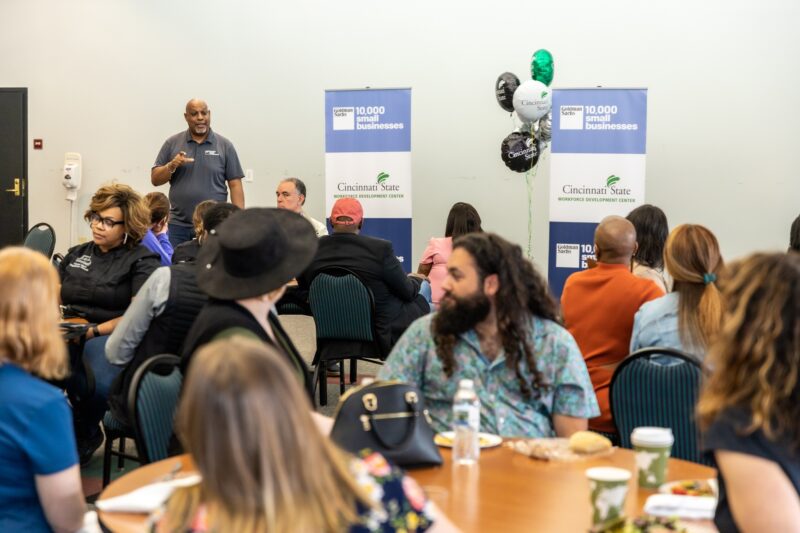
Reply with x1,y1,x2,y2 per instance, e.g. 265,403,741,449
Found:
59,182,160,464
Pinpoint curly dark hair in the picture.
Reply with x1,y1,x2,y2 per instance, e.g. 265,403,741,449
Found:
626,204,668,269
433,232,559,399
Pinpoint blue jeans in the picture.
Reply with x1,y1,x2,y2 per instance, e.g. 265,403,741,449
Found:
82,336,124,434
168,223,195,248
419,280,433,307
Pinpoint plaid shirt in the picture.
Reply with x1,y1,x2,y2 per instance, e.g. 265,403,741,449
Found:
378,314,599,437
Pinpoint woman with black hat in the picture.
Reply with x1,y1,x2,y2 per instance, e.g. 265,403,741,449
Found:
180,207,318,397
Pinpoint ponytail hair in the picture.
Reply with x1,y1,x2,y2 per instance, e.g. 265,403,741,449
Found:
664,224,724,350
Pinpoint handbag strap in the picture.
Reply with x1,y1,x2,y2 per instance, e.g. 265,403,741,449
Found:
360,388,424,451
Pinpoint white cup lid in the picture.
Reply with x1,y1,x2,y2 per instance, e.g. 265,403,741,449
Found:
585,467,632,482
631,427,674,447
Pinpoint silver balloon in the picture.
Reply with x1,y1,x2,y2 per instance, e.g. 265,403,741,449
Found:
537,112,552,142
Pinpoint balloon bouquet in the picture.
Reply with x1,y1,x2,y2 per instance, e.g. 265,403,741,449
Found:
496,49,554,173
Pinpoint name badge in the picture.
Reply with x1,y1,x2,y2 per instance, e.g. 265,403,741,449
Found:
204,150,219,156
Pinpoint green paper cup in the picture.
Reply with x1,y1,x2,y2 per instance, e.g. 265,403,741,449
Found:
631,427,674,488
585,467,631,527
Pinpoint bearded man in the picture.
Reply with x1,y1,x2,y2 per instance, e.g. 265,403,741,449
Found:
378,232,598,438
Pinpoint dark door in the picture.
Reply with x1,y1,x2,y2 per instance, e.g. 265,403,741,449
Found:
0,88,27,247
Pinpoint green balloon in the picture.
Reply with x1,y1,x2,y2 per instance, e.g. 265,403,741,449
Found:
531,49,554,86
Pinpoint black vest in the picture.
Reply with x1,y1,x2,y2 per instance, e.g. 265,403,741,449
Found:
181,299,313,401
109,263,207,424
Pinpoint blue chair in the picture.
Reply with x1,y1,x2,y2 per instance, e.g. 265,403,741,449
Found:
101,354,182,486
23,222,55,258
308,267,384,406
609,347,710,465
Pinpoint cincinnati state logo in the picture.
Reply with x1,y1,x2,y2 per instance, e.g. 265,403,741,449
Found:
606,175,621,188
377,171,390,185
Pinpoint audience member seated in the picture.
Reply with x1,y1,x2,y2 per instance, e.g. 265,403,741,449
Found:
172,199,216,264
417,202,483,307
0,248,86,532
630,224,724,359
142,191,174,266
789,213,800,253
276,176,328,237
380,232,598,437
298,197,430,357
561,216,663,435
626,204,671,293
154,337,455,532
104,202,239,424
59,183,160,463
698,252,800,532
180,208,317,396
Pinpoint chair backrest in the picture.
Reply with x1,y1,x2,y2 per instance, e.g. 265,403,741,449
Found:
309,267,376,343
127,354,182,463
23,222,56,258
609,347,710,465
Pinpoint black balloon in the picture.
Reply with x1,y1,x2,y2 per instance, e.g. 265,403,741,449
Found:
495,72,520,113
500,131,540,173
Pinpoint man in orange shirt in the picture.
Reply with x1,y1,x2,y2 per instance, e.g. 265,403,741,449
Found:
561,216,664,435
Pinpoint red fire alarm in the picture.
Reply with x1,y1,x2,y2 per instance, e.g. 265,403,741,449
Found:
33,139,43,150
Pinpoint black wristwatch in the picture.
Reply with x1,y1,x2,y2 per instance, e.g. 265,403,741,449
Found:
92,325,100,338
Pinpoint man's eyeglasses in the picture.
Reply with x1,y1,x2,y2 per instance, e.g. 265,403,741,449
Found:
87,212,125,230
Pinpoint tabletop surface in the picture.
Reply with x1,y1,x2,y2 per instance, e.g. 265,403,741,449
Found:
98,445,717,533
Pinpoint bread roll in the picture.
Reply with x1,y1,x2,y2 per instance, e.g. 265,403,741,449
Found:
568,431,612,454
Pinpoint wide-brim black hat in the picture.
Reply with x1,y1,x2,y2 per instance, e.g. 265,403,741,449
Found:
196,208,318,300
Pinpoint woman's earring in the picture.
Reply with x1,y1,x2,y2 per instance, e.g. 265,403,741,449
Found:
123,233,128,245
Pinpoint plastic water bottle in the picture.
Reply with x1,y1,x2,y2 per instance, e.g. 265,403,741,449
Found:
452,379,480,465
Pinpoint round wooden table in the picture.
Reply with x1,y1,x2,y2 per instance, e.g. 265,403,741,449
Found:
98,446,717,533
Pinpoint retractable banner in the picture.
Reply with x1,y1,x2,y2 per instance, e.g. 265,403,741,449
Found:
548,88,647,297
325,88,412,271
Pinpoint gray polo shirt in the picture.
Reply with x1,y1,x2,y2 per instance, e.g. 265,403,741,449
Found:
153,129,244,226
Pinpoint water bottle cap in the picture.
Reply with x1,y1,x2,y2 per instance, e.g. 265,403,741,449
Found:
458,379,474,389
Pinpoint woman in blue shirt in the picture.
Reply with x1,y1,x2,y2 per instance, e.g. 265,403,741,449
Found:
630,224,724,359
0,247,86,532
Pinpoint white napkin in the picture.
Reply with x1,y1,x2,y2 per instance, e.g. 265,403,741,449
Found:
644,494,717,520
96,474,202,514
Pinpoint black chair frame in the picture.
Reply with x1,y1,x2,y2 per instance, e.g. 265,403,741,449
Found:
101,354,179,486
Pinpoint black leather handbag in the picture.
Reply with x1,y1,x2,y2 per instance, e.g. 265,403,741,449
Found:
330,380,443,468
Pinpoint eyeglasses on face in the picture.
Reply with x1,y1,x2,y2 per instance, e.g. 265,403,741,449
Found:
87,212,125,230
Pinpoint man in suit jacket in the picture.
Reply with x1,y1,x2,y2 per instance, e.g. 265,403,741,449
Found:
297,198,430,357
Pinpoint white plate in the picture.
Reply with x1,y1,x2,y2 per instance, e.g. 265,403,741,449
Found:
658,479,718,498
435,431,503,449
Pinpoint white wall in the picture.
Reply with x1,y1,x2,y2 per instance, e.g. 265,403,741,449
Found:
3,0,798,270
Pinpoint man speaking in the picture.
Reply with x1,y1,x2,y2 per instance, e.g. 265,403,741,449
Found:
152,99,245,246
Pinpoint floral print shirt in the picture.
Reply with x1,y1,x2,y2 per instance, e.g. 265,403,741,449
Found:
378,314,600,437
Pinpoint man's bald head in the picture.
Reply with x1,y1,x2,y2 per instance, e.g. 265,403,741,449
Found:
185,98,208,113
594,216,637,264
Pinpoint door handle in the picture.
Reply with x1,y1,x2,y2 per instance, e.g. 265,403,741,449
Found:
5,178,20,197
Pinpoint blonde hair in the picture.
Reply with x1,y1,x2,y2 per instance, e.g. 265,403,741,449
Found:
83,183,150,247
0,247,67,379
163,338,373,533
664,224,724,350
698,253,800,446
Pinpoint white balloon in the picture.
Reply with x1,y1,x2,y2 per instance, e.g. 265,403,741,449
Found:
512,80,552,124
